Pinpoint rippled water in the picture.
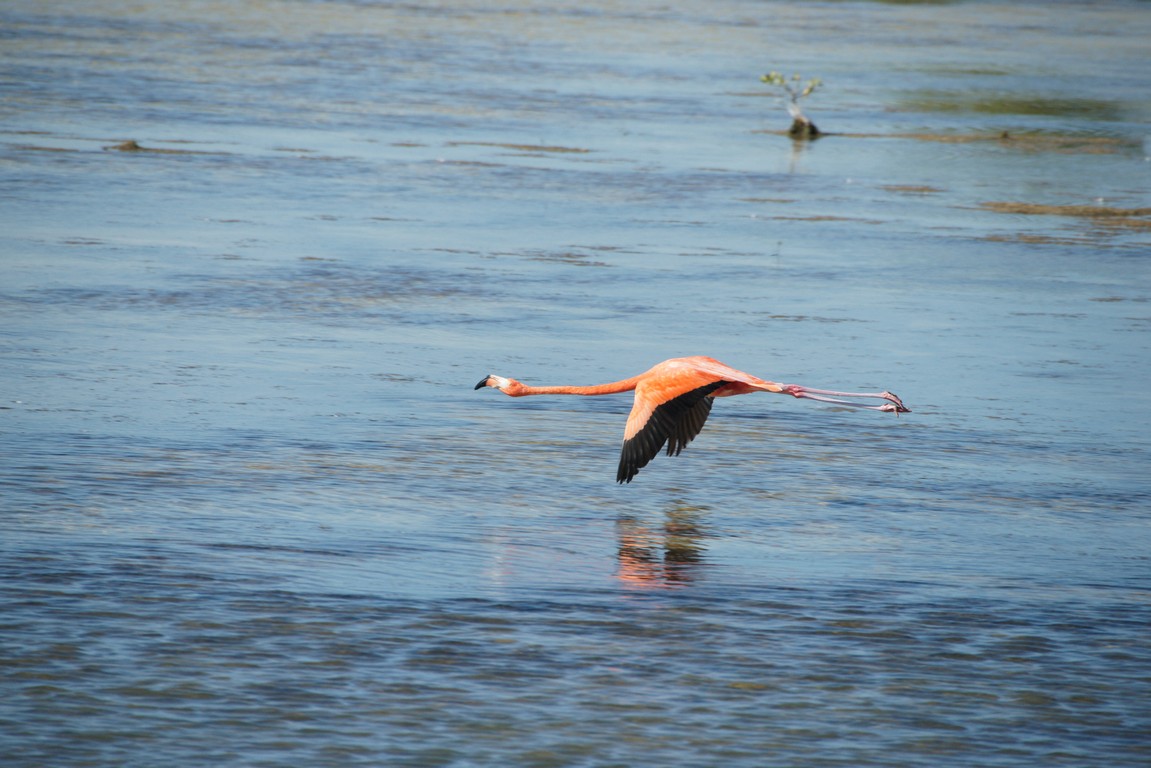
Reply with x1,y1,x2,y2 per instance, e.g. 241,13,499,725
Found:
3,0,1151,765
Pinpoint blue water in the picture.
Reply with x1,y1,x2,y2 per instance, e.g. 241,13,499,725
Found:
3,0,1150,765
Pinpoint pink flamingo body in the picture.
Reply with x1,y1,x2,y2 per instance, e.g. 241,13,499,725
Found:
475,356,909,483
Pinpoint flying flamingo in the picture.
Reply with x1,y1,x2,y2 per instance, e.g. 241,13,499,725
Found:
475,356,909,483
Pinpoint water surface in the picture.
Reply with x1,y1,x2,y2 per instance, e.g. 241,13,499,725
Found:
3,1,1150,765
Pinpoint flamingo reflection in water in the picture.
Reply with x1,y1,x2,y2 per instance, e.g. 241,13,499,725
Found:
616,506,709,589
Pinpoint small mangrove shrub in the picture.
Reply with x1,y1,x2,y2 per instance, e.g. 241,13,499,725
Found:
761,71,823,139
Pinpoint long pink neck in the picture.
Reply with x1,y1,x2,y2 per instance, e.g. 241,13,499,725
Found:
515,376,642,396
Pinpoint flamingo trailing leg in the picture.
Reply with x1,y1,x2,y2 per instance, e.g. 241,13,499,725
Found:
475,356,909,483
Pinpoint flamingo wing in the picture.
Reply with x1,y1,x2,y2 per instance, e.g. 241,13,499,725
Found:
617,378,727,484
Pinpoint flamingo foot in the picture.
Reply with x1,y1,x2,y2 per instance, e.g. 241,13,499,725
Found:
880,391,910,413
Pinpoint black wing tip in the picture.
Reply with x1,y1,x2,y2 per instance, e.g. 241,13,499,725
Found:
616,451,638,483
617,435,654,484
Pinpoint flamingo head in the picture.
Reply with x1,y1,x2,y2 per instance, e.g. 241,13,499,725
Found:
474,375,519,394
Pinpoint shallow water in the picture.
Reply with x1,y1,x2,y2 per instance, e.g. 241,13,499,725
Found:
3,0,1151,765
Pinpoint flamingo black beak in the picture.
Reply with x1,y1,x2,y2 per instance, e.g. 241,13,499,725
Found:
474,376,491,390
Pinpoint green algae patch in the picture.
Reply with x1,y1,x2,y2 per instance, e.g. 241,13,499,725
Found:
980,202,1151,229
